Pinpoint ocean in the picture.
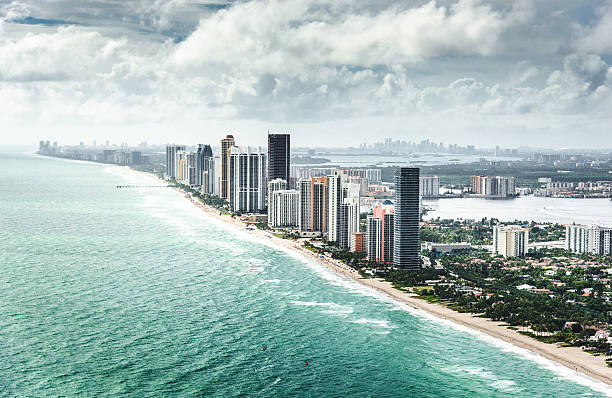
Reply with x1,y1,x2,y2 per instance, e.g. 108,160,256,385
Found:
1,150,610,397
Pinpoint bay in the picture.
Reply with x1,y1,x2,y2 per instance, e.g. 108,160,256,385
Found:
423,197,612,225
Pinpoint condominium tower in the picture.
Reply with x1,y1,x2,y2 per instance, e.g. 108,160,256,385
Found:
220,135,235,200
493,225,529,257
470,176,516,197
394,168,420,269
366,202,395,263
566,224,612,255
165,145,185,179
195,144,213,187
298,177,328,234
268,133,290,184
268,190,300,228
229,146,266,213
420,176,440,198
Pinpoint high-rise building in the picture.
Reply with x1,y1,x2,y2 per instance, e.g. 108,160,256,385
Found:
268,178,288,222
268,190,300,228
268,133,290,184
366,202,395,263
493,225,529,257
220,135,235,200
184,152,197,185
338,199,359,249
351,232,365,253
297,177,328,234
195,144,213,187
394,168,420,269
470,176,515,197
229,146,266,213
566,224,612,255
165,145,185,179
176,150,187,182
201,156,216,195
328,171,360,245
212,155,221,196
327,173,343,242
268,179,287,194
420,176,440,198
367,217,383,262
311,178,328,233
298,179,313,232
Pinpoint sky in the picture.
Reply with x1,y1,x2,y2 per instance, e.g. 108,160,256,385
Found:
0,0,611,149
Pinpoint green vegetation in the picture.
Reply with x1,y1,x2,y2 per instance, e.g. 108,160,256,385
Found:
165,174,612,359
420,220,565,245
420,220,491,245
397,249,612,357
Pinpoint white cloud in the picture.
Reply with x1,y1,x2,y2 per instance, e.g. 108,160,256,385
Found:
575,1,612,54
0,26,128,81
171,0,532,74
0,0,611,148
2,1,32,22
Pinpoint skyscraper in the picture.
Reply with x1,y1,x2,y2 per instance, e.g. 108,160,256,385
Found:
195,144,213,187
311,177,328,233
268,178,288,223
229,146,266,213
394,168,420,270
176,150,186,181
268,133,290,184
338,199,359,249
298,179,313,232
165,145,185,179
367,216,383,261
297,177,328,234
201,156,216,195
328,171,360,246
184,152,197,185
366,202,395,263
268,190,300,228
220,135,235,200
327,173,343,242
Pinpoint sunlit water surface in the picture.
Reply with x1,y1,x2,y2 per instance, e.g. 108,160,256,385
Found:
1,152,610,397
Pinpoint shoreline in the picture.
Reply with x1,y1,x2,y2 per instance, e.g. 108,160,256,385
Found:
33,156,612,389
128,172,612,388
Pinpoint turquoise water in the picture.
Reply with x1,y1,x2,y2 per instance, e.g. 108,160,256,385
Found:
1,151,610,397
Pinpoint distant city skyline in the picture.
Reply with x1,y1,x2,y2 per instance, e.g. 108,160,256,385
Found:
25,137,612,153
1,1,611,148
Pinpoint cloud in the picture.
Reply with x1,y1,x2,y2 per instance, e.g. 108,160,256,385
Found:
172,0,532,73
575,1,612,54
2,1,31,22
0,0,610,148
0,26,128,81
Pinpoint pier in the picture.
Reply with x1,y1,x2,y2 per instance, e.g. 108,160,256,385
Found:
116,185,177,189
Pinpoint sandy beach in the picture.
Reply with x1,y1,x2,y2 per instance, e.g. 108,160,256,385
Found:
129,167,612,387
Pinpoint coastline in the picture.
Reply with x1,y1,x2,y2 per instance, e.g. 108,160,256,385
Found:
33,155,612,389
122,168,612,386
124,166,612,388
32,152,612,388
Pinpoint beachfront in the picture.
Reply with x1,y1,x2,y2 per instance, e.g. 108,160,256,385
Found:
129,168,612,387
